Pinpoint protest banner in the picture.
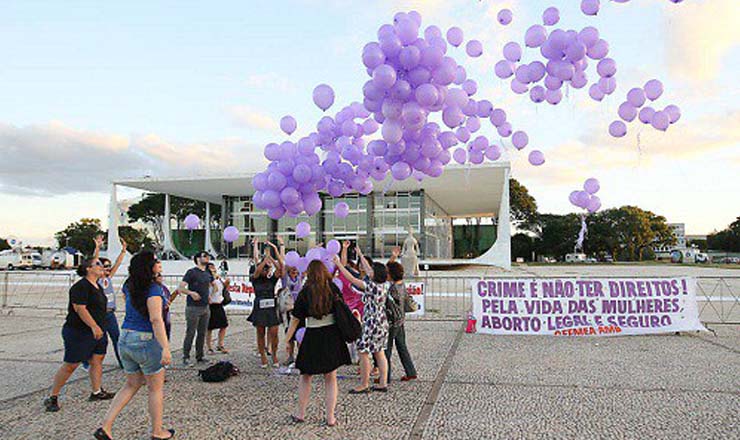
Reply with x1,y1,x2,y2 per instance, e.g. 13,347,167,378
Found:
225,280,255,311
406,282,425,317
472,277,705,336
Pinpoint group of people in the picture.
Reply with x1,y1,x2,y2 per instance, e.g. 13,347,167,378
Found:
44,234,418,438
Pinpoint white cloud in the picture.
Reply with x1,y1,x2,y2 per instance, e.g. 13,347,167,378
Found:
244,73,298,93
664,0,740,82
228,105,280,132
0,121,262,196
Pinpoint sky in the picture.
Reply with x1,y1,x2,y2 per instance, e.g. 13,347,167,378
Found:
0,0,738,246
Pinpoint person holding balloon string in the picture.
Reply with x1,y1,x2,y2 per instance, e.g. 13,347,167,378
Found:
206,262,231,355
248,238,284,369
333,247,390,394
280,248,305,366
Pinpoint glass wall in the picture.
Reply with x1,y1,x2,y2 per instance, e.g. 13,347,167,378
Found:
223,189,453,260
224,196,269,258
322,194,370,254
372,191,422,259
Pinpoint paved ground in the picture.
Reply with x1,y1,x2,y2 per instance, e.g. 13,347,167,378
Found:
0,308,737,439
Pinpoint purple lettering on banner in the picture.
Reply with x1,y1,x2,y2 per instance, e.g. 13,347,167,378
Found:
477,280,487,297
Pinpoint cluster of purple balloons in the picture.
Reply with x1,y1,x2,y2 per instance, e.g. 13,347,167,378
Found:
569,178,602,213
582,0,684,16
251,11,530,220
608,79,681,137
495,7,616,109
284,239,342,274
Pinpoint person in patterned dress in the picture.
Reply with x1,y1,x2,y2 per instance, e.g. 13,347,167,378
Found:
334,246,390,393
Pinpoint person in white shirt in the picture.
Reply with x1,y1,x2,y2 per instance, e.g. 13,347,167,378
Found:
206,263,230,354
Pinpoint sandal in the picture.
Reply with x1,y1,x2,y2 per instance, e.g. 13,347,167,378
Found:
348,387,371,395
289,414,305,424
217,346,229,354
323,419,338,428
372,386,388,392
94,428,113,440
151,428,175,440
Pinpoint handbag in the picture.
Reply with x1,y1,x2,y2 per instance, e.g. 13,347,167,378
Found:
278,287,294,314
333,297,362,343
222,285,232,306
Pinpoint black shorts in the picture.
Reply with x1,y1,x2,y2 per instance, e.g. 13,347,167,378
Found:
62,325,108,364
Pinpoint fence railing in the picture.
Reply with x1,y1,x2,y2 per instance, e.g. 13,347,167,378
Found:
1,272,738,324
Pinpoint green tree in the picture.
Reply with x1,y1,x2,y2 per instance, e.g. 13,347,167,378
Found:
55,218,103,255
534,214,581,260
509,178,538,231
0,238,9,251
511,233,535,261
126,193,219,248
117,226,156,252
585,206,674,261
707,217,740,252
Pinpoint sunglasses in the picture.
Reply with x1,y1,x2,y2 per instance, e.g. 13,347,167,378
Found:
92,261,103,267
103,265,112,269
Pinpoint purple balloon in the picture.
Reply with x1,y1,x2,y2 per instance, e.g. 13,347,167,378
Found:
530,85,546,103
598,77,617,95
651,111,670,131
462,79,478,96
223,226,239,243
587,39,609,60
446,26,464,47
184,214,200,230
382,119,403,143
497,122,513,137
664,105,681,124
415,83,439,107
638,107,655,124
296,221,311,238
627,88,646,108
267,206,286,220
452,148,467,164
280,115,297,135
484,145,501,161
326,239,341,255
545,88,562,105
597,58,617,78
584,178,600,194
578,27,600,48
285,251,300,268
618,102,637,122
569,191,580,206
543,7,560,26
391,161,412,180
528,150,544,166
512,131,529,150
466,40,483,57
495,60,515,79
587,196,602,213
280,187,300,205
525,25,548,48
575,191,590,209
362,43,385,69
503,42,522,62
511,79,528,94
497,9,513,25
571,71,588,89
644,79,664,101
334,202,350,218
609,120,627,138
373,64,397,89
442,106,465,128
565,41,587,62
313,84,335,111
544,75,563,91
515,65,531,84
581,0,600,16
490,108,507,127
398,46,421,70
589,83,605,101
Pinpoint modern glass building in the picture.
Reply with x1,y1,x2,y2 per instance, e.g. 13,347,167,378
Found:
111,162,512,268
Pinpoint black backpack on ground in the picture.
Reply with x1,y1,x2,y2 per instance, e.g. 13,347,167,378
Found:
199,361,239,382
334,298,362,343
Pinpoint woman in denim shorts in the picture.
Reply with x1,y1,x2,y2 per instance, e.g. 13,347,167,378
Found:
94,251,174,440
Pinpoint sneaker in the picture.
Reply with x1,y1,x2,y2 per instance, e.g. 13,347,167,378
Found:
44,396,60,412
182,358,193,367
81,362,90,372
88,389,115,401
400,375,417,382
196,357,209,364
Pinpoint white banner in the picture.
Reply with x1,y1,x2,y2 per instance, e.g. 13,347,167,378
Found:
225,280,255,311
472,277,705,336
406,282,425,317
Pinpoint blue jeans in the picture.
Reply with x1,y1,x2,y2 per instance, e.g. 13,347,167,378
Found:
118,329,164,376
82,311,121,369
385,325,417,382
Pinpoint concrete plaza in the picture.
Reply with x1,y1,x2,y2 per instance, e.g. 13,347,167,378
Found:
0,305,737,439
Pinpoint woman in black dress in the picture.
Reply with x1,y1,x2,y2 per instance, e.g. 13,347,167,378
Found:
247,239,283,368
285,260,351,427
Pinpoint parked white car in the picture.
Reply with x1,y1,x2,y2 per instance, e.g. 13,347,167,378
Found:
0,250,35,270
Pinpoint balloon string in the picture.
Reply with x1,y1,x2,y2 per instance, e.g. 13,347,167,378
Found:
575,213,587,252
382,178,394,195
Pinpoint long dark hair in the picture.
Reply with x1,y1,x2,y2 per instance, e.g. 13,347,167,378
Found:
125,251,158,319
305,260,333,319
